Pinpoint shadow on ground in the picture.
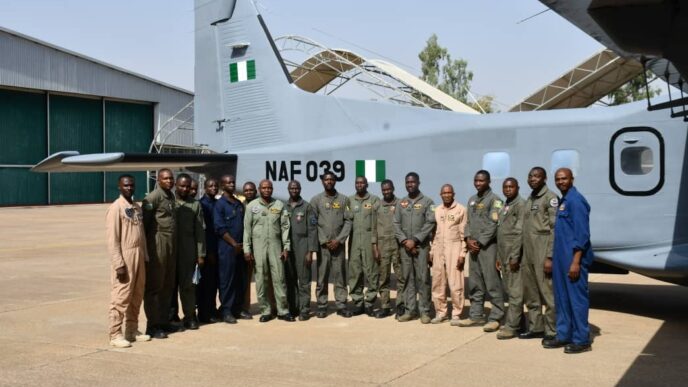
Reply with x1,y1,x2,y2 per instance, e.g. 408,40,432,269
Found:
590,280,688,386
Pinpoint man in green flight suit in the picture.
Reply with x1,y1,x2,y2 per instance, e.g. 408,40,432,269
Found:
284,180,318,321
459,170,505,332
348,176,381,316
495,177,525,340
243,179,295,322
142,169,177,339
174,173,205,330
310,172,353,318
520,166,559,345
393,172,436,324
374,179,404,319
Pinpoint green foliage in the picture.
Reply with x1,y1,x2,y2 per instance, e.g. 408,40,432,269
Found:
606,71,661,106
418,34,494,113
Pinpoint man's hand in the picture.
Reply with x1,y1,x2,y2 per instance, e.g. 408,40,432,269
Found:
197,256,205,267
543,257,553,277
457,256,465,271
327,239,340,251
509,259,520,272
402,239,417,252
427,252,433,265
280,250,289,262
568,261,581,281
305,251,313,266
116,267,127,283
466,239,480,254
373,244,381,263
244,252,254,263
495,259,502,271
234,243,243,255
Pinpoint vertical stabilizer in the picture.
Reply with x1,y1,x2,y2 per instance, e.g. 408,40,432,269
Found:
195,0,293,152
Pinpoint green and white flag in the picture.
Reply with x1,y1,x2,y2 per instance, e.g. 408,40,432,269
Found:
229,60,256,83
356,160,386,182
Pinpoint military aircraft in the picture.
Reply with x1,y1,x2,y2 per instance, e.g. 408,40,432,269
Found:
33,0,688,285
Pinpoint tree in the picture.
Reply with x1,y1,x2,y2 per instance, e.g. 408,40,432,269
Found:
605,71,661,106
418,34,494,113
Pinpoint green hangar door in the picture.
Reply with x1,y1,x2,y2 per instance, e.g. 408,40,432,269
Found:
0,89,48,206
104,101,153,202
49,95,104,204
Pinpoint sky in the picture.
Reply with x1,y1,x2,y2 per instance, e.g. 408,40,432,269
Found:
0,0,605,110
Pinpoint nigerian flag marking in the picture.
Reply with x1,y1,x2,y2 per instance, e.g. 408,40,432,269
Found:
229,60,256,82
356,160,385,182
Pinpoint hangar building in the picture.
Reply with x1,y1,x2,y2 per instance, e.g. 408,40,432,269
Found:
0,27,194,206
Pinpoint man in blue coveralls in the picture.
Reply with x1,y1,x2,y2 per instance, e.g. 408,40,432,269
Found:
214,174,245,324
197,178,221,324
547,168,594,354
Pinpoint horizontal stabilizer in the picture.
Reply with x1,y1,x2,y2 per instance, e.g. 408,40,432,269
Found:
32,152,237,173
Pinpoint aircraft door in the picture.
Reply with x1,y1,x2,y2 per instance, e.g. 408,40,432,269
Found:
610,127,664,196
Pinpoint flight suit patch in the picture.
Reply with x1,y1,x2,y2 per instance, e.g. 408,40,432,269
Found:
448,214,455,221
469,201,476,207
251,206,260,214
491,212,499,221
363,203,372,209
325,202,330,208
144,202,153,210
400,200,409,209
413,203,422,210
550,198,559,207
493,200,503,209
332,202,341,209
270,208,281,214
354,205,360,211
296,211,304,222
310,216,318,225
430,205,436,212
531,204,539,210
559,204,565,211
477,203,485,209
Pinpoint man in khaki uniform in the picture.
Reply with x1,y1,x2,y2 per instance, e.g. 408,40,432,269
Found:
348,176,381,316
393,172,436,324
284,180,318,321
460,170,504,332
430,184,468,325
311,172,353,318
520,167,558,343
142,169,177,339
495,178,526,340
373,180,403,319
244,180,295,322
106,174,150,348
174,174,206,330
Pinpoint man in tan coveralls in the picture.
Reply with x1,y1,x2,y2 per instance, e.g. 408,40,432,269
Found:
430,184,468,325
348,176,381,316
106,174,150,348
373,180,404,319
496,178,526,340
243,180,295,322
520,166,559,345
142,169,177,339
175,174,206,330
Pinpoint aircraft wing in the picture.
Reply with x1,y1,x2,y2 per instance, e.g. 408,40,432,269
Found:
31,151,237,174
541,0,688,93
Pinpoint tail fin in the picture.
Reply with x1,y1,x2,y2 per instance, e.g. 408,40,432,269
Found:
194,0,294,152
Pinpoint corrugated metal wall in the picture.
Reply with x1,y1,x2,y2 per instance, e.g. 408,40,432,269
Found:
49,94,104,204
104,101,153,201
0,27,193,206
0,88,154,206
0,89,48,206
0,28,193,146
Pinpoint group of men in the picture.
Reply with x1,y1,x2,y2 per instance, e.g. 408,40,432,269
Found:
105,166,593,354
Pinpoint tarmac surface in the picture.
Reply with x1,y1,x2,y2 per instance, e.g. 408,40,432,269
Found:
0,204,687,386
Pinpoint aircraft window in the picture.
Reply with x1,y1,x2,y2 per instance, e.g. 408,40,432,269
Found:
482,152,510,179
621,146,654,175
551,149,580,176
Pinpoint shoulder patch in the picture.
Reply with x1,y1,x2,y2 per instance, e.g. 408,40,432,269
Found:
493,200,503,209
143,202,153,210
430,205,436,212
550,198,559,208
